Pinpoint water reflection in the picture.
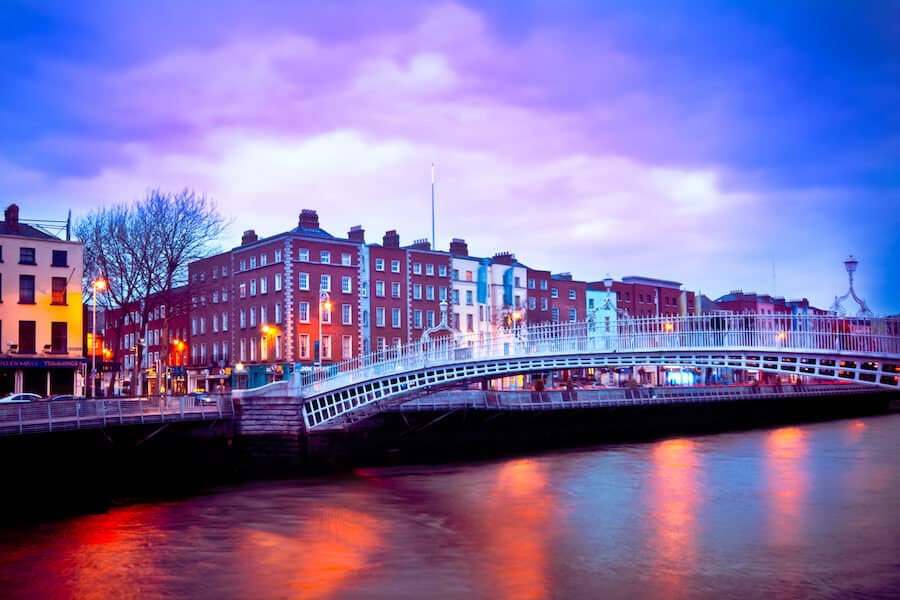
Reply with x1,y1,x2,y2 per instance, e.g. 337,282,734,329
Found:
239,506,385,599
765,427,809,547
649,438,702,597
478,459,556,600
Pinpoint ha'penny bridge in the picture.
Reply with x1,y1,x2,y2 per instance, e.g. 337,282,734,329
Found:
1,313,898,438
293,313,900,431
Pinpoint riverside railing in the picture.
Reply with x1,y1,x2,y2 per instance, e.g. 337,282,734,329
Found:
0,394,234,437
300,313,900,394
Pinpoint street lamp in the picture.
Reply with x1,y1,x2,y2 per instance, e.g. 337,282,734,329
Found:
90,278,107,398
317,290,331,366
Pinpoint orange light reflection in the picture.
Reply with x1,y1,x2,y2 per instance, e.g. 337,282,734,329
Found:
240,506,385,599
649,438,701,597
478,459,554,600
765,427,808,547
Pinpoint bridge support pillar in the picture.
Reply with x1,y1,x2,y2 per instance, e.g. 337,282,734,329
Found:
235,393,307,472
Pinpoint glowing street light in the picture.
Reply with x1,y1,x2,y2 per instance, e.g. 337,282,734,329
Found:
90,277,107,398
317,291,331,366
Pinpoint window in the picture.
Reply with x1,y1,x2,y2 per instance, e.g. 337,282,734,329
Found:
249,280,257,296
391,282,401,298
376,337,386,353
320,274,331,292
541,298,548,311
439,286,447,301
239,310,246,329
240,259,246,271
19,275,35,304
466,314,474,332
569,289,576,300
275,303,282,324
259,277,267,294
239,339,246,362
515,276,521,288
391,260,400,273
392,308,401,328
551,288,559,298
299,334,310,359
212,291,219,303
426,310,435,327
299,302,310,323
51,277,67,305
260,253,268,266
426,264,434,276
260,306,267,324
413,310,422,328
19,247,36,265
465,290,473,305
411,283,421,299
540,280,548,290
439,265,447,277
222,265,228,277
239,283,247,298
375,258,385,272
51,322,67,353
212,314,219,333
18,321,36,353
275,273,282,291
298,272,309,290
413,263,422,275
321,302,331,324
222,287,228,301
298,248,309,262
529,297,536,310
375,307,385,327
424,285,434,300
451,289,460,305
528,279,535,289
466,271,473,282
249,307,257,327
222,313,229,331
275,249,282,262
342,335,352,359
342,304,353,325
451,269,459,280
342,276,352,293
51,250,67,267
569,308,577,322
552,307,560,322
320,250,331,264
374,280,385,297
250,256,257,269
341,253,352,266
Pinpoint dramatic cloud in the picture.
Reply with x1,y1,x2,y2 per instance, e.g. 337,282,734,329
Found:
1,1,897,312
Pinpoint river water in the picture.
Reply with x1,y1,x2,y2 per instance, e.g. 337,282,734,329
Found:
1,414,899,599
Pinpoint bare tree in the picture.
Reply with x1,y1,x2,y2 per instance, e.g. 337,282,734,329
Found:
76,189,226,394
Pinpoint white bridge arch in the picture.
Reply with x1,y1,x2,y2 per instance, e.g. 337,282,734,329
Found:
299,313,900,431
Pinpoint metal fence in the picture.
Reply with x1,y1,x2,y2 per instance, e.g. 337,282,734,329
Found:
301,313,900,395
0,394,234,437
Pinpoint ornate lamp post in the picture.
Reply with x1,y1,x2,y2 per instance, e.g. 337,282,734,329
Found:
317,290,331,366
830,255,873,317
90,278,107,398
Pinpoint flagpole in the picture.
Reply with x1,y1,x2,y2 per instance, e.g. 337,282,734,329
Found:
431,163,436,250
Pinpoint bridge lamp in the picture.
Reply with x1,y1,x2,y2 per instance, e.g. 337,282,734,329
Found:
776,331,787,342
318,291,332,366
664,322,674,332
90,277,107,398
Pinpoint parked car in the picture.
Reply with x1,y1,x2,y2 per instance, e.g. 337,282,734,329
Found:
188,392,216,406
0,392,42,403
47,394,85,401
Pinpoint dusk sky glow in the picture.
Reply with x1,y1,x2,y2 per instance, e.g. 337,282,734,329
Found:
2,1,898,312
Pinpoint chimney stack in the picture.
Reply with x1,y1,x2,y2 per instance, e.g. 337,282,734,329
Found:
348,225,365,243
449,238,468,256
492,251,516,265
383,230,400,248
410,238,431,250
298,209,319,230
241,230,258,245
4,204,19,233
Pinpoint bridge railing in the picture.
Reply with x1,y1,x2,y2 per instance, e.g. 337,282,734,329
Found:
300,313,900,394
0,394,234,436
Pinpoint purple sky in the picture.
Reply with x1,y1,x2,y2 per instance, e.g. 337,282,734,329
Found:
2,1,898,313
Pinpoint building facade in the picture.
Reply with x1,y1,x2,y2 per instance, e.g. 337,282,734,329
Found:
0,204,85,396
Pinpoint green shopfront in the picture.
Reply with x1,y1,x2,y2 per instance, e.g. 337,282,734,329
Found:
0,356,86,397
